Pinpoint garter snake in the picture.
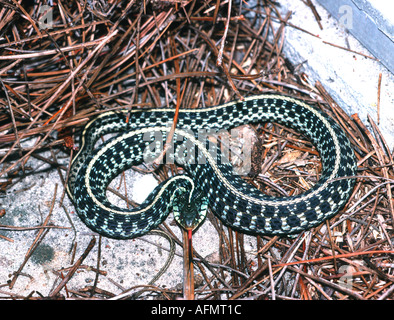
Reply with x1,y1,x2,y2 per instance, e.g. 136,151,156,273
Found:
66,94,356,240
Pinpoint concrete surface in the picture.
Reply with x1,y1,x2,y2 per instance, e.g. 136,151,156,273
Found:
275,0,394,150
318,0,394,72
0,149,223,297
317,0,393,73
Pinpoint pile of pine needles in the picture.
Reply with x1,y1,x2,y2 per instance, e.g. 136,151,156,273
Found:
0,0,393,300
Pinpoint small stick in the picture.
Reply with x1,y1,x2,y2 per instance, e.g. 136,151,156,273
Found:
49,237,96,297
267,257,275,299
90,235,102,297
322,40,378,60
377,73,382,124
217,0,231,67
304,0,323,30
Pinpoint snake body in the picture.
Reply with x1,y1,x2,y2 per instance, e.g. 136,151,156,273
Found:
67,94,356,239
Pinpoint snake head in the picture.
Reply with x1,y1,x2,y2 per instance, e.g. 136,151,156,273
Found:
173,189,208,231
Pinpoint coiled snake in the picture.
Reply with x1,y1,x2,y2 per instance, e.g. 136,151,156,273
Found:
66,94,356,240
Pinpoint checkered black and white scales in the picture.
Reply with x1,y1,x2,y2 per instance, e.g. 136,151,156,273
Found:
67,94,357,239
